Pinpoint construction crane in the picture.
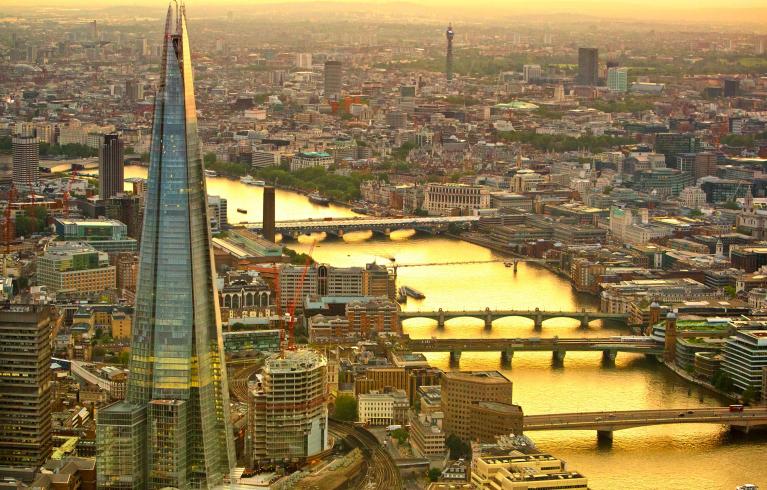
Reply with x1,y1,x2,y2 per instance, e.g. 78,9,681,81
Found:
284,240,316,351
62,168,78,218
4,185,16,254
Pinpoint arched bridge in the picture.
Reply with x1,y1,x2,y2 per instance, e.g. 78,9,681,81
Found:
524,407,767,440
400,308,628,329
244,215,478,237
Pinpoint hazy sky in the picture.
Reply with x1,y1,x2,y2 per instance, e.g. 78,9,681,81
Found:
3,0,767,25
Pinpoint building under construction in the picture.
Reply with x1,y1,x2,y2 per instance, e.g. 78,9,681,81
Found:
248,349,329,468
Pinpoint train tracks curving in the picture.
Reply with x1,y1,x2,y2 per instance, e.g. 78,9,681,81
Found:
229,363,260,403
329,419,402,490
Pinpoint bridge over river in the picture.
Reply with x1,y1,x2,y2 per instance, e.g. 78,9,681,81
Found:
400,336,662,365
400,308,629,330
243,215,478,237
524,407,767,440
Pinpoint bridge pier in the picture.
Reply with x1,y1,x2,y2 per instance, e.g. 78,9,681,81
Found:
580,310,590,329
597,430,613,442
501,349,514,367
534,309,543,331
484,308,493,330
437,308,445,329
552,350,566,364
602,350,617,363
513,259,518,273
449,350,461,367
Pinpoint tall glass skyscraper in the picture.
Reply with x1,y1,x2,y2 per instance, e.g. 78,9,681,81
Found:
96,4,235,489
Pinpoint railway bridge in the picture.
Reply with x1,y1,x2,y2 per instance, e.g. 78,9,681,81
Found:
243,215,478,238
399,308,629,330
399,336,662,366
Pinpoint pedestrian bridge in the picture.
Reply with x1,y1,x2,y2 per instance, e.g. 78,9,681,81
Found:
400,308,628,329
244,215,478,237
524,407,767,439
400,336,662,365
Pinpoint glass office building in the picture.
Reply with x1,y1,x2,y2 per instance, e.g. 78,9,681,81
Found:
96,4,235,488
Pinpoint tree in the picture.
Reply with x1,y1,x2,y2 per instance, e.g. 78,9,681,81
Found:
723,285,737,299
391,428,409,445
428,468,441,482
333,395,358,421
742,386,756,405
689,208,704,217
445,434,471,459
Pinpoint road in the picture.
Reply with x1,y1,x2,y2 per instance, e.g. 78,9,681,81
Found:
524,407,767,431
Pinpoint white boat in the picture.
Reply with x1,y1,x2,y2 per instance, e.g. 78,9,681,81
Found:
204,169,217,177
240,175,258,185
254,180,266,186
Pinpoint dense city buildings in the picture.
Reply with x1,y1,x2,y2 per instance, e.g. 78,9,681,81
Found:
95,6,234,489
2,1,767,488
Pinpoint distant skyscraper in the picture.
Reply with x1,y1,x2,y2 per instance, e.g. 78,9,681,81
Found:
125,80,143,101
99,133,125,199
323,60,342,99
724,79,739,97
96,4,235,489
523,64,542,83
607,67,628,92
577,47,599,86
12,131,39,189
0,305,54,481
295,52,313,69
446,24,454,82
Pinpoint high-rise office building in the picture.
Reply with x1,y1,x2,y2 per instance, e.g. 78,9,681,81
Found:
607,67,628,92
577,47,599,86
655,133,701,166
323,60,342,99
99,133,125,199
446,24,454,82
0,305,54,482
96,5,234,489
12,132,39,189
441,371,522,442
724,79,739,97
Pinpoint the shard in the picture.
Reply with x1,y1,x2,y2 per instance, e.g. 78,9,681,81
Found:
96,3,235,488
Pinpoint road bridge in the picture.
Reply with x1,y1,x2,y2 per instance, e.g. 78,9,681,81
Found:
524,407,767,440
400,336,662,366
400,308,628,330
243,215,478,238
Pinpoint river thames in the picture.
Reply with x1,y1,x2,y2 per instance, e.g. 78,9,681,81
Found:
124,166,766,489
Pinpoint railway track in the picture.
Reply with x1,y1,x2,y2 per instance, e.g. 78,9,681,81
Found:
329,420,402,490
228,363,260,403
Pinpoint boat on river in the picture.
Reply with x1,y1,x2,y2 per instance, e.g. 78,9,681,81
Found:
401,285,425,300
308,192,330,205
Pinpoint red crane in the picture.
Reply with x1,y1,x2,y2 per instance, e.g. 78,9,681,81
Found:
285,240,316,351
62,169,78,218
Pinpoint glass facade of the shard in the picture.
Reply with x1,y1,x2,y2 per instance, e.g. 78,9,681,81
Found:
96,4,235,489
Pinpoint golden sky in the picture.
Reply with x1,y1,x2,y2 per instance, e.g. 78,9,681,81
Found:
8,0,767,25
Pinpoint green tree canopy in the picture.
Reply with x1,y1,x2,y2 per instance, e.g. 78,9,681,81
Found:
333,395,358,421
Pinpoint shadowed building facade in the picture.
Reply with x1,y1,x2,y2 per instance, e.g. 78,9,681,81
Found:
96,4,235,489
